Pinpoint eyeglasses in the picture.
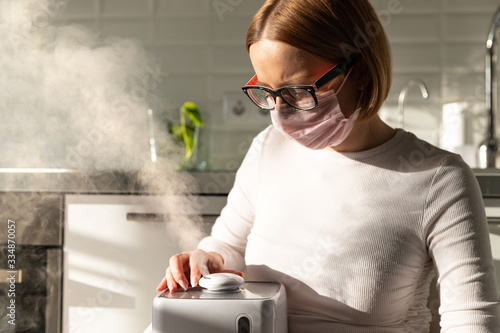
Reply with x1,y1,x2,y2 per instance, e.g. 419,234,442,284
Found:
241,55,359,111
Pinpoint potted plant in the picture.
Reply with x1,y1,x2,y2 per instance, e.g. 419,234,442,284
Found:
168,101,204,170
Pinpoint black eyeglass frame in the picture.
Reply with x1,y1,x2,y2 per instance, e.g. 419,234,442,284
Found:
241,54,360,111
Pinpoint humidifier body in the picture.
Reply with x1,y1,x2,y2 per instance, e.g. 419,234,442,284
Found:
152,282,287,333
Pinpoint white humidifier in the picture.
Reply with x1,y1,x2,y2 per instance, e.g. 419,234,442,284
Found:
152,273,287,333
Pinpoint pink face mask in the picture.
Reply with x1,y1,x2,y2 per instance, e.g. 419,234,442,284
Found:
270,70,360,150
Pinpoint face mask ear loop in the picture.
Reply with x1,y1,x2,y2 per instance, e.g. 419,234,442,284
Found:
334,67,354,95
349,86,369,122
356,88,365,110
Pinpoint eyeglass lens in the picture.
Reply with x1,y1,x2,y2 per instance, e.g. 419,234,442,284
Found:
246,87,316,111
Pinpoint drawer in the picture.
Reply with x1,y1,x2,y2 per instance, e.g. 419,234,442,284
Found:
63,193,227,333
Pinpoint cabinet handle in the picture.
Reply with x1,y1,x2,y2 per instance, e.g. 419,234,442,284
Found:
126,213,218,224
0,269,23,283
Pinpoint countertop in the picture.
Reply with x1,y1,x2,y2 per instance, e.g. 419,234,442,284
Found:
0,169,235,195
0,168,498,198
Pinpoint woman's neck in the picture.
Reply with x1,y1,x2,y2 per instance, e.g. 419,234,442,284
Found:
326,115,397,153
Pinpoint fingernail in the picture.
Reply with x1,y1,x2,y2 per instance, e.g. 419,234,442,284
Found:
179,280,189,291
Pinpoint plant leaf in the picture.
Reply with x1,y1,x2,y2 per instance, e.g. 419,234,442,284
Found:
181,102,203,127
184,124,195,137
184,134,195,160
168,124,184,142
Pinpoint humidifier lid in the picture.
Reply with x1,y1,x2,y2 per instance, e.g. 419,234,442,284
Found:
199,273,245,291
158,281,282,300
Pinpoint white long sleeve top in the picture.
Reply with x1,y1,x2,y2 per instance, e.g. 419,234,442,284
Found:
198,126,500,332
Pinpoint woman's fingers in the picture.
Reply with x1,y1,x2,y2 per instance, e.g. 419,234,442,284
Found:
156,276,167,292
157,250,240,293
189,249,211,287
168,253,191,291
189,266,202,288
157,268,244,292
166,267,178,292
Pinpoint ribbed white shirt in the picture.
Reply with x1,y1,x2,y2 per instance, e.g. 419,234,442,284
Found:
199,126,500,332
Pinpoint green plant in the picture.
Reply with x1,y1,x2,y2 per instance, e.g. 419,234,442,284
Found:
168,101,204,163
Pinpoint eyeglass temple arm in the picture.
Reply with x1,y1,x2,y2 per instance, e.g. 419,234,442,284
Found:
313,54,361,90
245,75,258,86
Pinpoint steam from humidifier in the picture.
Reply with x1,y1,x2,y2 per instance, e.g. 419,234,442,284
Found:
0,0,170,170
0,0,206,250
148,109,157,162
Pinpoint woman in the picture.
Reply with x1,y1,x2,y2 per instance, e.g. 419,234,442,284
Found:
157,0,500,331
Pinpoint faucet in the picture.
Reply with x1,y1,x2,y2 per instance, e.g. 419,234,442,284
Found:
478,5,500,168
397,78,429,128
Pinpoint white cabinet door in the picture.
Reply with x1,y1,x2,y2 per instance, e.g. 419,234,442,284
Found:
63,194,226,333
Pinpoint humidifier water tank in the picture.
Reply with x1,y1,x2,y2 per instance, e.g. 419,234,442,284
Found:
152,281,287,333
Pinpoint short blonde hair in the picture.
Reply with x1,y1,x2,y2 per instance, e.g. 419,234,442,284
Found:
246,0,392,121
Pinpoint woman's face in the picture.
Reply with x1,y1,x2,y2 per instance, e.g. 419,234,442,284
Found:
248,39,359,117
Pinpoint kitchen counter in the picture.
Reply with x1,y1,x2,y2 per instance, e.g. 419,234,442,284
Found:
472,168,500,198
0,169,235,195
0,167,498,197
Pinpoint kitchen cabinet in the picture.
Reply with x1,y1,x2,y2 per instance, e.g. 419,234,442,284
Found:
63,194,227,333
473,172,500,294
0,192,63,333
484,198,500,292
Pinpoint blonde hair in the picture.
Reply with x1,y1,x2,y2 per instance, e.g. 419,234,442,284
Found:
246,0,392,121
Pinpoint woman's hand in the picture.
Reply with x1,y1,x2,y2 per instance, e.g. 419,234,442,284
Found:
156,249,243,292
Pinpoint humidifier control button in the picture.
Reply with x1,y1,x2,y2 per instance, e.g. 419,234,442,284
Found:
199,273,244,291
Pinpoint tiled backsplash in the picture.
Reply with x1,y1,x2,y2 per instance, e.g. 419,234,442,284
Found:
52,0,500,169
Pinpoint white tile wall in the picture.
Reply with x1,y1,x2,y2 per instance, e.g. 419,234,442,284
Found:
156,0,210,16
101,0,151,16
372,0,498,163
54,0,500,170
385,15,441,42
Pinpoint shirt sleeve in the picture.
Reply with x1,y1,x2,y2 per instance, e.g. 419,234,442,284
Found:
197,126,271,272
424,155,500,332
